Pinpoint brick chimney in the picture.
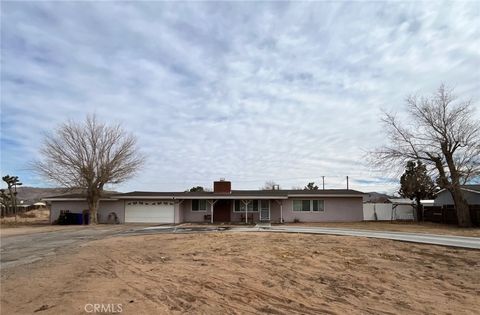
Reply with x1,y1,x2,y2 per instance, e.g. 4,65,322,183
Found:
213,179,231,194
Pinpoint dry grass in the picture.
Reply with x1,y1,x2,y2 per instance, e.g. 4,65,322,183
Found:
0,208,50,227
1,232,479,314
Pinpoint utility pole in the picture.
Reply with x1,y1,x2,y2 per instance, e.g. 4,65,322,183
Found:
346,176,349,190
322,176,325,190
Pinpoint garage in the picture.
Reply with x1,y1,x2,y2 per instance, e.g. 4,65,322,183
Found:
125,200,175,223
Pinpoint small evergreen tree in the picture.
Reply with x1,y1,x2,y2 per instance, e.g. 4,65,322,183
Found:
189,186,205,192
304,182,319,190
399,161,437,221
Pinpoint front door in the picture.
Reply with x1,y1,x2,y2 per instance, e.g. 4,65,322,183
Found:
214,200,231,222
260,200,270,221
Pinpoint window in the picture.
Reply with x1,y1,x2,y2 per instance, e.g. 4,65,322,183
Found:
293,200,310,211
312,200,324,212
234,200,259,212
192,199,207,211
293,200,325,212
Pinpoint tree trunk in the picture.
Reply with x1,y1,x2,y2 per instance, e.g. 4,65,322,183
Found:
87,196,100,225
415,198,423,221
449,188,471,227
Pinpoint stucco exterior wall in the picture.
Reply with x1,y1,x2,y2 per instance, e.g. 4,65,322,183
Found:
50,200,125,224
230,201,260,222
178,197,363,223
269,201,282,223
174,201,183,224
51,196,364,224
434,190,480,206
281,197,363,222
181,199,212,222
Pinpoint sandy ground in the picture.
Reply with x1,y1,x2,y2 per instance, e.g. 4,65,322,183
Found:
1,232,479,315
282,221,480,237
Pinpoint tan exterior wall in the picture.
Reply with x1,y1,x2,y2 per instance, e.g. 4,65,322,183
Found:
230,200,260,222
50,196,363,224
50,200,125,224
181,199,212,222
174,201,183,224
271,197,363,223
179,197,363,223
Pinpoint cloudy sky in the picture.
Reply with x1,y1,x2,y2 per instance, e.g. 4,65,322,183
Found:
1,1,479,193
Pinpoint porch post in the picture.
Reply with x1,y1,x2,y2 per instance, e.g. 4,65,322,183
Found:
280,202,283,223
207,200,217,224
242,200,249,224
211,200,214,224
275,200,283,223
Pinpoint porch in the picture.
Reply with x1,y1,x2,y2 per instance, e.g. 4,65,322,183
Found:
182,199,285,224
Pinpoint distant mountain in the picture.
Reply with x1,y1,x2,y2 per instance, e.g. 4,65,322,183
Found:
11,187,71,205
6,187,117,205
363,191,396,203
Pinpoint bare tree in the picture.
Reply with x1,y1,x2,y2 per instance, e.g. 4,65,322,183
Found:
372,84,480,227
34,115,144,224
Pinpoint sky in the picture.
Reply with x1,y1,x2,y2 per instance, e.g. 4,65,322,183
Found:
1,1,479,194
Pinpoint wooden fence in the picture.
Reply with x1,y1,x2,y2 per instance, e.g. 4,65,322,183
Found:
423,205,480,226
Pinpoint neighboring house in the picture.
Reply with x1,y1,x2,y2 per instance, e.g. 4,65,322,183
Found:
43,180,364,224
433,185,480,206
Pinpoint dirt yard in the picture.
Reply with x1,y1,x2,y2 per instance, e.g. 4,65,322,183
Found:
283,221,480,237
1,232,479,315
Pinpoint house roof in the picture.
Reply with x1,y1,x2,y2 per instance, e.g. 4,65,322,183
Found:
463,185,480,193
114,189,364,199
44,189,365,201
387,198,415,205
436,185,480,195
42,192,119,201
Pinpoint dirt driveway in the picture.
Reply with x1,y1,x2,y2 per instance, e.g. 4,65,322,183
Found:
1,232,479,315
0,225,135,270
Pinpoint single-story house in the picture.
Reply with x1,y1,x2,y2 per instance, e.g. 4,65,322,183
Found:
434,185,480,206
43,180,365,224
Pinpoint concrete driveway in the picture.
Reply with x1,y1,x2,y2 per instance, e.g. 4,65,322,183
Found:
133,225,480,249
260,226,480,249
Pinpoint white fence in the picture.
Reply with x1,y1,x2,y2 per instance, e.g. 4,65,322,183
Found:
363,203,415,221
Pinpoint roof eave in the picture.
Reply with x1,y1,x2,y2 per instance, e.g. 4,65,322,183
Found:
42,198,118,201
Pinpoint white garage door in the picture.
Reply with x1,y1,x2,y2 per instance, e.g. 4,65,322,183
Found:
125,201,174,223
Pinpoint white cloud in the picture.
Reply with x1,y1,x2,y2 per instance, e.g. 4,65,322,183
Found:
1,1,479,194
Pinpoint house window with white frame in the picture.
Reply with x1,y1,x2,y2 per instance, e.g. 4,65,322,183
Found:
192,199,207,211
312,200,324,211
234,200,259,212
293,200,324,212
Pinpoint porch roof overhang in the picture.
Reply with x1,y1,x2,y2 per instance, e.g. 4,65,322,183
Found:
113,189,365,200
42,198,119,201
113,195,289,200
44,189,365,201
